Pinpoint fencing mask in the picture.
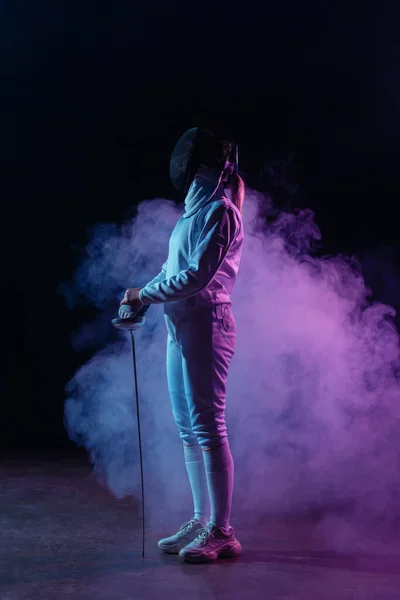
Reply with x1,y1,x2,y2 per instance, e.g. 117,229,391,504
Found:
170,127,238,195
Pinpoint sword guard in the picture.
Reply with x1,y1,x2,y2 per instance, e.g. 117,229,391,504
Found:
112,303,150,330
112,316,146,330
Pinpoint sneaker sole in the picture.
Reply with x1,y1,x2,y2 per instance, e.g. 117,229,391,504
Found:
180,541,242,563
158,542,180,554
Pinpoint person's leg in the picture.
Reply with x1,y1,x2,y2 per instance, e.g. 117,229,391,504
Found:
183,443,209,522
178,304,237,530
158,330,209,554
165,328,209,523
202,442,234,530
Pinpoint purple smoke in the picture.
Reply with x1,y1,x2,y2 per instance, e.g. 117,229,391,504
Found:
61,189,400,553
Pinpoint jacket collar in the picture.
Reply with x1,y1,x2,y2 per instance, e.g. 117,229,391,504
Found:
183,165,225,218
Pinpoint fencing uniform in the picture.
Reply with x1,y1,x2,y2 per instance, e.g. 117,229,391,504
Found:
139,166,243,452
119,128,245,559
138,165,243,535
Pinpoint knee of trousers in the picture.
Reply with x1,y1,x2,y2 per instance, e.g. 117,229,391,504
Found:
179,430,198,446
195,432,228,450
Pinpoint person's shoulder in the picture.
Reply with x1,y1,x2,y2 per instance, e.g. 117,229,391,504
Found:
212,197,242,226
200,199,241,235
206,197,238,217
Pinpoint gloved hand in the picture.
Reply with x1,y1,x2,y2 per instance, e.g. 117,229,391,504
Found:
118,304,150,319
119,304,136,319
113,303,146,330
120,287,144,316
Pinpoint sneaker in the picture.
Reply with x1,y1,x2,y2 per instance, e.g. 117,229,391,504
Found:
158,518,206,554
179,522,242,563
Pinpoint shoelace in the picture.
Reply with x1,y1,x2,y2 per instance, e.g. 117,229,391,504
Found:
178,519,199,534
195,528,213,546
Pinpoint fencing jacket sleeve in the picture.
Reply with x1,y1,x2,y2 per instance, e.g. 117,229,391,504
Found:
139,204,239,304
141,260,168,289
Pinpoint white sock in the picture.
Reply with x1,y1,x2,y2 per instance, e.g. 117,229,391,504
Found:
203,442,234,530
183,443,209,523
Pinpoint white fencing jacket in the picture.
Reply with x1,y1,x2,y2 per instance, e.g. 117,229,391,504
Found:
139,166,244,322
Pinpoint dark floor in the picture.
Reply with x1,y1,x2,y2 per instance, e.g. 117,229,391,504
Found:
2,457,400,600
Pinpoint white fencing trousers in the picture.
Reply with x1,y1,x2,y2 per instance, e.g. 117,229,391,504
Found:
165,303,236,449
165,303,236,527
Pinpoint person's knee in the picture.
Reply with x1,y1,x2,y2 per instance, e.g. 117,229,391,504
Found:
196,432,228,451
181,432,198,446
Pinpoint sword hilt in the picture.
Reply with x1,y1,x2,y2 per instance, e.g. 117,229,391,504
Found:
112,304,150,331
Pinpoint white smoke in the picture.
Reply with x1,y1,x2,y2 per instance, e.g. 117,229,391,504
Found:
62,189,400,552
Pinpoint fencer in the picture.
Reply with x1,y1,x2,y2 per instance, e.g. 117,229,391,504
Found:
121,128,245,563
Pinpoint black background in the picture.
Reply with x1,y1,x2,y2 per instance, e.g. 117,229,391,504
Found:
3,1,400,451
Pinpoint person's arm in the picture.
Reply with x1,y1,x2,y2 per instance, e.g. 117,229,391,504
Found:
143,260,168,288
139,205,239,304
137,260,168,305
